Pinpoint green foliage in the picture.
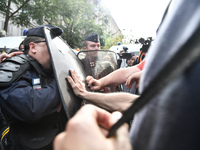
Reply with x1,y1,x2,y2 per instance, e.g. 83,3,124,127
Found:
0,0,61,30
103,34,124,50
59,0,107,49
0,0,7,13
0,0,109,49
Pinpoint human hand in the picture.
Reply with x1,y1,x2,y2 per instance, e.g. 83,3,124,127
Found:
0,53,9,63
125,71,143,89
67,70,86,98
0,51,23,63
86,75,102,91
53,104,132,150
9,51,23,57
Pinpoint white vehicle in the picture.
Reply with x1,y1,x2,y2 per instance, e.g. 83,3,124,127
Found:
109,44,141,56
0,36,25,54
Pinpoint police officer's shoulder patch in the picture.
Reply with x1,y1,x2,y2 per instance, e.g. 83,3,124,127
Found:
32,78,41,89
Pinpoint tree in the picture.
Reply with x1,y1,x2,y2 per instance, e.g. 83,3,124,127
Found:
0,0,109,49
0,0,61,32
104,34,124,50
59,0,108,49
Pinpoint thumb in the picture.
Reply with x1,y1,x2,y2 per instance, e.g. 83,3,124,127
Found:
109,111,122,126
114,123,132,150
109,112,132,150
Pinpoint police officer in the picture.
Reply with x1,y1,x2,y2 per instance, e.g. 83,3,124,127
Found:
83,33,100,50
80,33,119,93
80,33,100,76
0,25,67,150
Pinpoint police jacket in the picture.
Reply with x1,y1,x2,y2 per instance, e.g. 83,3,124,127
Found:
0,54,67,150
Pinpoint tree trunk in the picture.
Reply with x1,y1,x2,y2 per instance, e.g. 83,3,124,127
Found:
3,0,11,32
3,0,30,32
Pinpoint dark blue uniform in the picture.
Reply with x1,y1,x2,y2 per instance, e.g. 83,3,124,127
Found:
0,61,67,150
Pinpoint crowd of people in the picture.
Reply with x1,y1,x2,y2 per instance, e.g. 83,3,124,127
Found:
0,25,146,149
0,0,200,150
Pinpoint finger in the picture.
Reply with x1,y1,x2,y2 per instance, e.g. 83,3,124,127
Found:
99,125,109,136
1,53,10,62
87,78,95,87
1,53,9,58
70,70,79,83
73,70,82,81
99,111,122,137
128,81,134,89
9,51,23,57
125,80,129,87
135,82,139,89
125,80,131,89
109,111,122,126
86,76,93,83
92,111,121,137
67,76,76,88
90,85,100,91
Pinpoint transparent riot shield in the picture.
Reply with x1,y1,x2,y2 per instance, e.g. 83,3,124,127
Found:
44,27,87,119
77,50,122,93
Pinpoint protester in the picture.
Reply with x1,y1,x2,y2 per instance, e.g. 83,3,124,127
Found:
0,25,67,150
122,53,140,94
67,70,139,112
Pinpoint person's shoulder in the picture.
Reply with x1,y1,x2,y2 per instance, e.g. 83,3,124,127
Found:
0,54,31,86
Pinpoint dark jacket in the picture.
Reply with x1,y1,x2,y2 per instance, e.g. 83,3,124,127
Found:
0,59,67,150
130,0,200,149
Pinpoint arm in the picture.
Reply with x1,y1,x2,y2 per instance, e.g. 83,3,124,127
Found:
86,65,141,91
67,70,139,112
54,105,132,150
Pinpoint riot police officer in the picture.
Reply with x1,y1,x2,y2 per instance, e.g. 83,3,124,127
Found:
0,25,67,150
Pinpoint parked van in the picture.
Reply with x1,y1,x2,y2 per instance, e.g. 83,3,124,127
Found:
109,44,141,56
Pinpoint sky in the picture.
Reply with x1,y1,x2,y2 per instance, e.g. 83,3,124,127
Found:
101,0,170,38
